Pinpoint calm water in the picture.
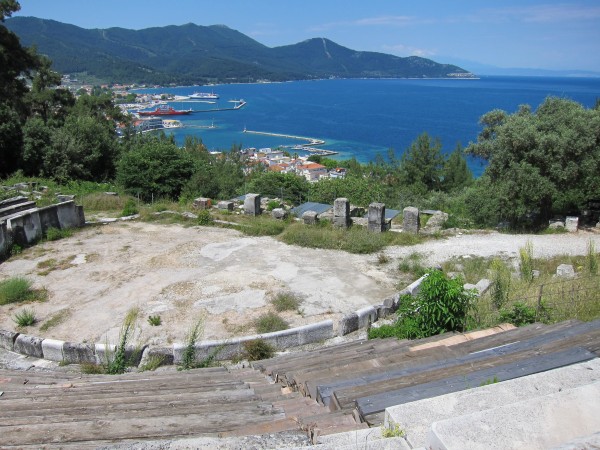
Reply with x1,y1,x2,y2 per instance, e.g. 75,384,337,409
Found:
134,77,600,177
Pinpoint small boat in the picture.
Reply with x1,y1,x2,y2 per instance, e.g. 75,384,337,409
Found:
189,92,219,100
138,105,193,116
162,119,183,128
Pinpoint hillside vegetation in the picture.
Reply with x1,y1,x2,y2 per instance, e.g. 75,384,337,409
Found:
5,17,471,84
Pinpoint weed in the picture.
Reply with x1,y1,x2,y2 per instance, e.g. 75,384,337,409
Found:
266,200,280,211
271,291,302,312
197,209,213,226
36,257,74,275
243,339,275,361
254,312,289,333
480,376,499,386
398,252,427,277
377,252,390,264
40,309,71,332
121,198,139,217
180,316,205,370
490,259,511,309
147,315,162,326
519,240,534,282
382,422,406,438
499,302,537,326
14,308,36,327
139,354,166,372
10,244,23,256
586,240,598,275
45,227,73,241
80,362,105,374
106,307,139,375
0,277,35,305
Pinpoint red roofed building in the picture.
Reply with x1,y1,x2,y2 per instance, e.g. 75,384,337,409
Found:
296,162,328,182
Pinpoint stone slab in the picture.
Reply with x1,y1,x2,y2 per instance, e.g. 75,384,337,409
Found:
141,346,174,367
13,334,44,358
385,358,600,449
41,338,65,362
356,306,378,329
244,193,261,216
63,342,96,364
403,207,419,234
302,210,319,225
339,313,359,336
565,216,579,232
426,380,600,450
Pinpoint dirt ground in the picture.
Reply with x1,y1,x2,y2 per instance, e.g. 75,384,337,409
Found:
0,221,399,346
1,221,598,347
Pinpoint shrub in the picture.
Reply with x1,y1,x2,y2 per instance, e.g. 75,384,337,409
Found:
0,277,34,305
271,291,302,312
45,227,73,241
587,239,598,276
81,362,106,374
266,200,280,211
490,259,511,309
254,312,288,333
242,339,275,361
139,354,166,372
121,198,139,217
197,209,213,226
519,240,534,282
147,315,162,326
499,302,537,327
14,308,36,327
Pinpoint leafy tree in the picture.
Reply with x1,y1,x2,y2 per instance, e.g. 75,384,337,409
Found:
0,101,23,176
308,176,384,206
400,132,444,194
116,135,195,201
442,143,473,192
245,171,310,204
21,117,51,176
467,97,600,227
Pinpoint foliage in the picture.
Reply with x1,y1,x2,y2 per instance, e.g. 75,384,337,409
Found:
121,198,139,217
196,209,213,226
499,302,537,327
179,316,205,370
271,291,302,312
254,312,288,333
490,259,512,309
467,98,600,228
106,307,138,375
45,227,72,241
13,308,36,327
308,176,385,206
242,339,275,361
117,135,195,201
400,132,444,194
442,144,473,192
236,216,287,237
370,270,475,340
80,362,106,374
147,315,162,326
382,423,406,438
398,252,428,278
245,171,310,205
519,241,535,282
138,354,166,372
0,277,42,304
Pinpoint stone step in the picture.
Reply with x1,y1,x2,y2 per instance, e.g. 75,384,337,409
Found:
385,358,600,448
427,381,600,450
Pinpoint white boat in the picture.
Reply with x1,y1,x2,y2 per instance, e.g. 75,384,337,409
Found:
189,92,219,100
162,119,183,128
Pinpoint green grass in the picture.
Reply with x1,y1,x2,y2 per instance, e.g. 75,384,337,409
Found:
279,222,424,254
0,277,46,305
14,308,37,327
241,339,275,361
254,312,289,333
147,315,162,326
45,227,73,241
270,291,302,312
40,309,71,332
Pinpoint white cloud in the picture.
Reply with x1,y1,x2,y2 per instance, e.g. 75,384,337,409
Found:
382,44,436,57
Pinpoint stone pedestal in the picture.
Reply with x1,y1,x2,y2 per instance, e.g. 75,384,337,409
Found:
217,201,234,211
333,198,350,228
368,202,386,232
193,197,211,209
403,207,420,234
271,208,288,220
565,216,579,232
244,194,261,216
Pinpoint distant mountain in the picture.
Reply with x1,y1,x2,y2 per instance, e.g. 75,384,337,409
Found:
5,17,473,84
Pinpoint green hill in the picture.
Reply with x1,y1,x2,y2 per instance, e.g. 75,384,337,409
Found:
5,17,473,84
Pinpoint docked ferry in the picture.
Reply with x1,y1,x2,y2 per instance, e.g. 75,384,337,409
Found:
138,105,193,116
189,92,219,100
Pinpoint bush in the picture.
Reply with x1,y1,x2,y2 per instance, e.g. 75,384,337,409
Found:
519,240,534,282
45,227,73,241
490,259,511,309
179,317,205,370
121,198,139,217
266,200,280,211
499,302,537,327
254,312,288,333
242,339,275,361
147,315,162,326
0,277,35,305
14,308,36,327
197,209,213,226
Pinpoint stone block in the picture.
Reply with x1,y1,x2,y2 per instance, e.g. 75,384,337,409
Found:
368,202,386,233
56,194,75,202
6,210,42,245
42,338,65,362
339,312,359,336
404,274,428,296
56,201,84,228
333,198,350,228
548,220,565,229
356,306,378,329
475,278,491,295
271,208,288,220
383,293,400,313
14,334,44,358
0,329,18,350
556,264,575,278
302,210,319,225
217,200,233,211
141,346,174,367
37,204,61,234
403,207,420,234
126,345,147,366
244,193,261,216
94,343,117,365
296,320,333,345
63,342,96,364
193,197,212,209
0,222,8,257
565,216,579,232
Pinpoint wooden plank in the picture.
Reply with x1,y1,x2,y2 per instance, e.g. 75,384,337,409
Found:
356,346,597,417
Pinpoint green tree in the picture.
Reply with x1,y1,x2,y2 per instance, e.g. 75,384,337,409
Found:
0,101,23,175
245,171,310,204
21,117,51,176
116,135,195,201
467,97,600,227
442,143,473,192
400,132,444,194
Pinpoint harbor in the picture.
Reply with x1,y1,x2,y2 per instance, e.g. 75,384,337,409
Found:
242,129,338,156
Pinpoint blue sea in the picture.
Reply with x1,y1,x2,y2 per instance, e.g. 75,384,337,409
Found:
134,77,600,177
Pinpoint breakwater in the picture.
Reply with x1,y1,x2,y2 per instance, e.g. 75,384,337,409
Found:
243,129,338,155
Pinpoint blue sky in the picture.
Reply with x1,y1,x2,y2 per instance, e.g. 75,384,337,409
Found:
13,0,600,72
